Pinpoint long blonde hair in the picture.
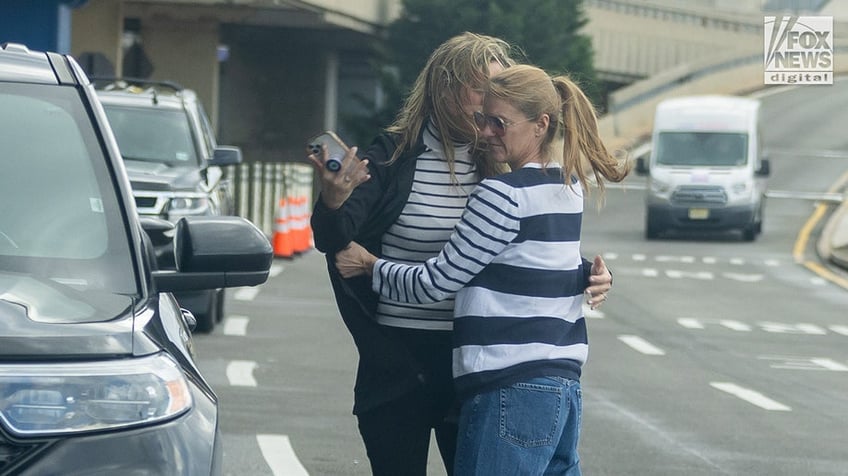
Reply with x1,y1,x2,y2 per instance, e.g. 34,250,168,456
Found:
486,64,629,194
386,32,515,179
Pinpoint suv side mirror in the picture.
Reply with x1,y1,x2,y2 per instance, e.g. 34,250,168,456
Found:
209,146,242,166
635,157,650,175
756,158,771,177
152,216,272,292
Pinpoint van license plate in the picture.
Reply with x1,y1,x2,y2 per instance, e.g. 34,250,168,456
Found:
689,208,709,220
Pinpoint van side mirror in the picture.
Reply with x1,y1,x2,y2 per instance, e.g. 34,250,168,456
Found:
756,158,771,177
209,145,242,166
635,157,650,175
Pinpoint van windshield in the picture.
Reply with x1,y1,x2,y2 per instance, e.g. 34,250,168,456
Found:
655,132,748,167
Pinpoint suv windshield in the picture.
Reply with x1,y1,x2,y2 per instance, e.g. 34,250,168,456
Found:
0,83,136,322
103,105,198,165
655,131,748,167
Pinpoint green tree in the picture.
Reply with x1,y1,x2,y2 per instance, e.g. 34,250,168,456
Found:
343,0,599,146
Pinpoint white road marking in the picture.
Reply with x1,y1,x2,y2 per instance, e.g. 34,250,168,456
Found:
710,382,791,411
678,317,705,329
224,316,249,336
729,258,745,265
603,252,619,260
226,360,258,387
759,322,827,335
702,256,717,264
830,325,848,336
666,269,713,280
759,355,848,371
257,434,309,476
810,358,848,371
810,277,827,286
723,273,764,282
269,263,285,277
632,254,647,261
234,287,261,301
720,320,752,331
642,268,659,277
618,335,666,355
764,259,780,267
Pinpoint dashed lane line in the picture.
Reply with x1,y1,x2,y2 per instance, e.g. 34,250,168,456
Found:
226,360,258,387
234,287,260,301
269,263,285,277
224,316,249,336
710,382,791,411
618,335,666,355
256,434,309,476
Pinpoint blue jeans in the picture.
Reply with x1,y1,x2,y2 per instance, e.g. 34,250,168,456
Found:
454,377,582,476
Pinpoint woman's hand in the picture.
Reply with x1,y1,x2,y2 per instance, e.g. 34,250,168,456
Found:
586,255,612,310
307,144,371,210
335,241,378,278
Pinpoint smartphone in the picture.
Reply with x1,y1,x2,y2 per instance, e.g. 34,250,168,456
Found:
307,131,348,172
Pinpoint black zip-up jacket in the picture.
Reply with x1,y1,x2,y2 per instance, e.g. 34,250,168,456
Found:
311,131,431,414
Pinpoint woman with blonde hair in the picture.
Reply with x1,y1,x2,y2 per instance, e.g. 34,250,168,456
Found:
336,63,628,474
311,35,615,474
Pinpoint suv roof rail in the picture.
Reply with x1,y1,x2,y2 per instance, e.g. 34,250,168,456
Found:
90,76,185,92
1,43,32,54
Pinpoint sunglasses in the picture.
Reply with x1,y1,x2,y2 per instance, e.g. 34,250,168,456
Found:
472,111,533,137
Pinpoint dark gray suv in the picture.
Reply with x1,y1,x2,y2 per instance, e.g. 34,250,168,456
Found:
0,43,271,475
94,79,242,333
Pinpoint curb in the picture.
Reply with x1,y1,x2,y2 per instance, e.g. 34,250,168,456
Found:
818,195,848,269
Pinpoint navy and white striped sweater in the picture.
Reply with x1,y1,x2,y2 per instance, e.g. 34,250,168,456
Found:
372,162,588,398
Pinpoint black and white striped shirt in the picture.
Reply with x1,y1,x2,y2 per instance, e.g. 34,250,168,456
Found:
375,127,479,330
373,163,587,397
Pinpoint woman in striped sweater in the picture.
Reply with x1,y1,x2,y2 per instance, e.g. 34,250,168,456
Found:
336,64,629,475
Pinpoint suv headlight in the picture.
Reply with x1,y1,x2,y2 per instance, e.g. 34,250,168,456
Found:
168,193,210,216
731,181,750,195
0,353,192,437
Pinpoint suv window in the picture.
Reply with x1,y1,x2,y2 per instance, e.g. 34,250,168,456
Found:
104,105,199,165
0,82,136,321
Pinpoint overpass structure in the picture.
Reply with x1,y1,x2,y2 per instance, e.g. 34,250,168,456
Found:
4,0,848,266
54,0,848,159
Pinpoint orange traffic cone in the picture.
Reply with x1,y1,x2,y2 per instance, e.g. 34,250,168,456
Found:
293,196,310,253
273,198,293,258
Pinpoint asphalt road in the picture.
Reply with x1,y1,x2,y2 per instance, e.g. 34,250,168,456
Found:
193,80,848,475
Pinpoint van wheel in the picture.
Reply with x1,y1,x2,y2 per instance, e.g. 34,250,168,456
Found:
742,224,757,242
645,213,661,240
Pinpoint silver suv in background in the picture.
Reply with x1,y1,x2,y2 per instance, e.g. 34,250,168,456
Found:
94,79,242,332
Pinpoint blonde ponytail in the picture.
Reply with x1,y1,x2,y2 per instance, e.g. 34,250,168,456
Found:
552,76,629,196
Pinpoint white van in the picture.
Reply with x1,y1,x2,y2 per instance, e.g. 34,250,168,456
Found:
635,95,770,241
